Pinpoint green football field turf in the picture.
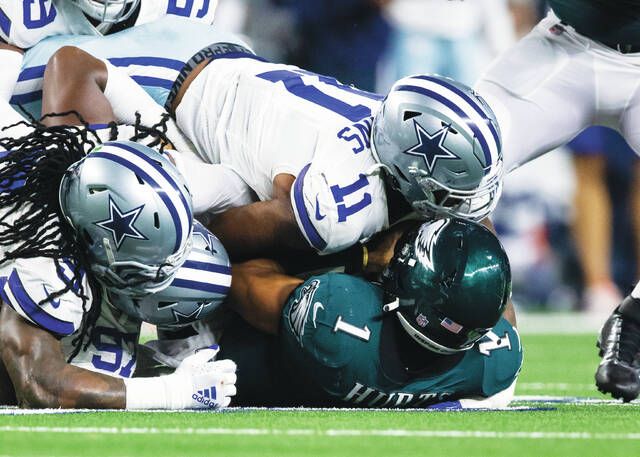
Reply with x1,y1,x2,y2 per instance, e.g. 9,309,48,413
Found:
2,331,639,457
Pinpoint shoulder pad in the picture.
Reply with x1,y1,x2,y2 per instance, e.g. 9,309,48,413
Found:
0,257,89,336
478,318,523,396
283,273,380,368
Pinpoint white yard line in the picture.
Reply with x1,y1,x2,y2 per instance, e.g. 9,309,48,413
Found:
518,383,597,391
0,425,639,440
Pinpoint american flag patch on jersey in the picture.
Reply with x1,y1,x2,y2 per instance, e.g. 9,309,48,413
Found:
440,317,463,334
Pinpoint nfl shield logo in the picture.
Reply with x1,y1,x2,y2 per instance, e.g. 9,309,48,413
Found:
416,313,429,327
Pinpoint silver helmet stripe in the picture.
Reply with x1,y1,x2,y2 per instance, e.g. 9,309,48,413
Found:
94,144,192,253
393,78,501,170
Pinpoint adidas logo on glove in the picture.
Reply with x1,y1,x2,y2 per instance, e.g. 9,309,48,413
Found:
192,385,218,408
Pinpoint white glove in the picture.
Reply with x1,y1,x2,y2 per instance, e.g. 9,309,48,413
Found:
172,345,237,409
124,344,237,410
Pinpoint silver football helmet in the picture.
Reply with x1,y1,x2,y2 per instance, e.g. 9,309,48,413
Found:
371,74,503,221
109,221,231,327
71,0,140,24
59,141,194,296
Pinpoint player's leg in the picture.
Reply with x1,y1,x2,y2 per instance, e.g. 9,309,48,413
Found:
570,129,621,313
596,90,640,401
41,46,115,126
475,18,595,171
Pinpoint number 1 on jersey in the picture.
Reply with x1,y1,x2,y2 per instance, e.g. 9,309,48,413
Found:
334,315,371,341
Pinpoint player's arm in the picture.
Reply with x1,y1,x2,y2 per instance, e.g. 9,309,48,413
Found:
208,173,312,259
41,46,192,150
1,302,236,409
227,258,303,334
0,43,32,137
0,303,125,408
480,217,516,328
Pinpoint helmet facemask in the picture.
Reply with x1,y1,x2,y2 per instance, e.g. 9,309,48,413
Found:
410,160,504,221
93,234,193,296
72,0,140,24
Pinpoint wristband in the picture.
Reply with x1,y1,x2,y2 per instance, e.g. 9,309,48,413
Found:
123,376,170,410
0,50,22,102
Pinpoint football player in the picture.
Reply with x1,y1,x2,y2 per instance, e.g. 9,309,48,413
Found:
143,218,521,408
473,1,640,402
0,1,218,48
13,17,504,261
0,122,236,409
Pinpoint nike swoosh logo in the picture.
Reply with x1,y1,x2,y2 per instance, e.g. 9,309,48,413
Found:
43,285,61,309
315,196,326,221
312,302,324,327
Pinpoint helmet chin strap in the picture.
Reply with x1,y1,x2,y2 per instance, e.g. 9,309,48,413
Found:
382,297,400,312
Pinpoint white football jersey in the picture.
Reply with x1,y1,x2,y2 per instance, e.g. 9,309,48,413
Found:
0,0,218,48
0,256,140,378
176,58,390,254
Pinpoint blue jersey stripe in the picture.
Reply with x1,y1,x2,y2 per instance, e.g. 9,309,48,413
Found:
395,85,493,170
171,278,229,295
182,260,231,275
2,271,75,336
0,7,11,36
18,65,46,82
103,142,193,233
10,90,42,105
91,151,185,253
131,76,174,90
292,163,327,251
108,56,184,71
412,75,501,153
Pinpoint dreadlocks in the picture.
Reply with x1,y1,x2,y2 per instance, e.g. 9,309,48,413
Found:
0,112,174,362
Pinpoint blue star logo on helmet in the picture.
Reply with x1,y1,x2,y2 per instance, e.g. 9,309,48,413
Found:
172,303,205,325
404,120,460,173
193,222,218,253
94,195,148,251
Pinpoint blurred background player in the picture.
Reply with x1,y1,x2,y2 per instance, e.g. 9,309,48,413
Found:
376,0,515,91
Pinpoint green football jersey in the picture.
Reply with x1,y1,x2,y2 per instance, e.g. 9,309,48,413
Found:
548,0,640,46
277,273,523,408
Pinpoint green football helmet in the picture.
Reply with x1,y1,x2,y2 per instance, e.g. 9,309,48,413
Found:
381,218,511,355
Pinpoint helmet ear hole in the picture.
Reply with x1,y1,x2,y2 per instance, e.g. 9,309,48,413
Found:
153,212,160,229
135,174,144,185
441,122,458,135
403,110,421,121
88,186,107,195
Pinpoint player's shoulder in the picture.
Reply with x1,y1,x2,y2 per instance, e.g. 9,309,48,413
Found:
474,318,523,396
283,273,381,367
0,256,90,336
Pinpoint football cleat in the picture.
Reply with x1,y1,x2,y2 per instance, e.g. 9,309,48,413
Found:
595,302,640,402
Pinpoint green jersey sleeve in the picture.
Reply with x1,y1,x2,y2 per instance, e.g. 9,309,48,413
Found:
477,318,523,397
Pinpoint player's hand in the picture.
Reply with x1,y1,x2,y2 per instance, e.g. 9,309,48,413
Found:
171,344,237,409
